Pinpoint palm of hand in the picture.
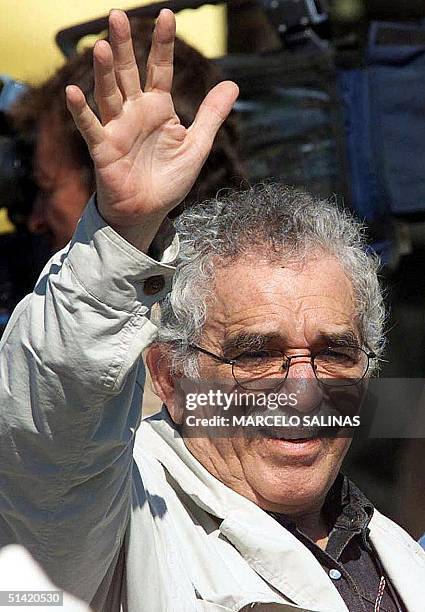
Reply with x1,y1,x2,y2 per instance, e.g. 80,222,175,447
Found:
94,91,197,224
66,8,238,248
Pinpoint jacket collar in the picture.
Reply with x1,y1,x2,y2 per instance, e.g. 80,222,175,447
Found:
369,511,425,612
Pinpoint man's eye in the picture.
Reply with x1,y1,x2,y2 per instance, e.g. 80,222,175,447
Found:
320,347,358,363
325,350,345,360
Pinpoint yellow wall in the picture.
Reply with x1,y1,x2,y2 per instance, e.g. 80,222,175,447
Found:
0,1,226,85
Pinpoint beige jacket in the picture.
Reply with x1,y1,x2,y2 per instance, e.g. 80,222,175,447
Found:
0,198,424,611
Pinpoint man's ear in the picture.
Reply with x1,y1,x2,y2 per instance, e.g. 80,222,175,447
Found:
145,344,184,424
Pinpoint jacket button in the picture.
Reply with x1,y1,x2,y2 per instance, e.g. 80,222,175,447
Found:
329,568,342,580
143,275,165,295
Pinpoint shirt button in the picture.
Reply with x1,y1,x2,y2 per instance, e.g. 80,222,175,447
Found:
143,275,165,295
329,569,342,580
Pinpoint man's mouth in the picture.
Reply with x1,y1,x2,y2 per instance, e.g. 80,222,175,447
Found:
260,427,321,441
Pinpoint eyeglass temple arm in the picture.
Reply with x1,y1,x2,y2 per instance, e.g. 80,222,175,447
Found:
189,344,235,365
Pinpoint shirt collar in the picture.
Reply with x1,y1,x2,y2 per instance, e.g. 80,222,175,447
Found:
327,472,374,533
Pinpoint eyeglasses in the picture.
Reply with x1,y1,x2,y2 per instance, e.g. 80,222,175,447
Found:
189,344,376,389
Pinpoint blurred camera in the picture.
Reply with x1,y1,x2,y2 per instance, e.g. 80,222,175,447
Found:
260,0,330,48
0,76,50,335
0,76,37,227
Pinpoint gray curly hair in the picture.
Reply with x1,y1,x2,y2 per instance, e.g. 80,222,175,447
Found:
154,184,385,377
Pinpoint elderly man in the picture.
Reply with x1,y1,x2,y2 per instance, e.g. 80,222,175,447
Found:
0,8,424,612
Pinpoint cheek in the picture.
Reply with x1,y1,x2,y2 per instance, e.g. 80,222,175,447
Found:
198,361,236,385
320,437,351,467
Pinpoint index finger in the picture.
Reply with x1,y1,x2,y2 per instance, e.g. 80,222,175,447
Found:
66,85,104,149
145,9,176,93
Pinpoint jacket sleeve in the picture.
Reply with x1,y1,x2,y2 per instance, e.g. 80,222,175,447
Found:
0,196,178,603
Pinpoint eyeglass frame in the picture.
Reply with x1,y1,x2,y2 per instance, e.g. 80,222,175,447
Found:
188,343,376,389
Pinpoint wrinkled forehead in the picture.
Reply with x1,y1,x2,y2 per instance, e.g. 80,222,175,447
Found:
203,253,358,347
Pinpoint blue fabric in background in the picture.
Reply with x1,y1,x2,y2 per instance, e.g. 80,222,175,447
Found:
367,21,425,215
337,19,425,261
0,75,26,111
337,68,385,223
336,67,392,263
419,533,425,550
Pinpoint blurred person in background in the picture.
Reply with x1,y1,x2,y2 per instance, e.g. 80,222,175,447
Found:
10,16,243,254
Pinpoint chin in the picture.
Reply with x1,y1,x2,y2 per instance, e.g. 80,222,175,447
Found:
241,436,350,513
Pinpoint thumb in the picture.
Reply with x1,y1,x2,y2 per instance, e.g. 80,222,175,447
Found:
188,81,239,155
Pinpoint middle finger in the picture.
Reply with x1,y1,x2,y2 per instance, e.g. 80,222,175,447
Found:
108,9,142,99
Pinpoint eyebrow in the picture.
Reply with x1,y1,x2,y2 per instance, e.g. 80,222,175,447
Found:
316,330,360,347
222,332,280,356
221,329,360,356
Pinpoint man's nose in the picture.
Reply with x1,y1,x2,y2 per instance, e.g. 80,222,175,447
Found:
27,198,48,235
283,355,323,413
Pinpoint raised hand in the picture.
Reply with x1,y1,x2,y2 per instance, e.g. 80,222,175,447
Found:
66,9,239,252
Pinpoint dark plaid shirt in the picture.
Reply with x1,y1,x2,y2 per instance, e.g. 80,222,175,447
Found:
270,474,405,612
